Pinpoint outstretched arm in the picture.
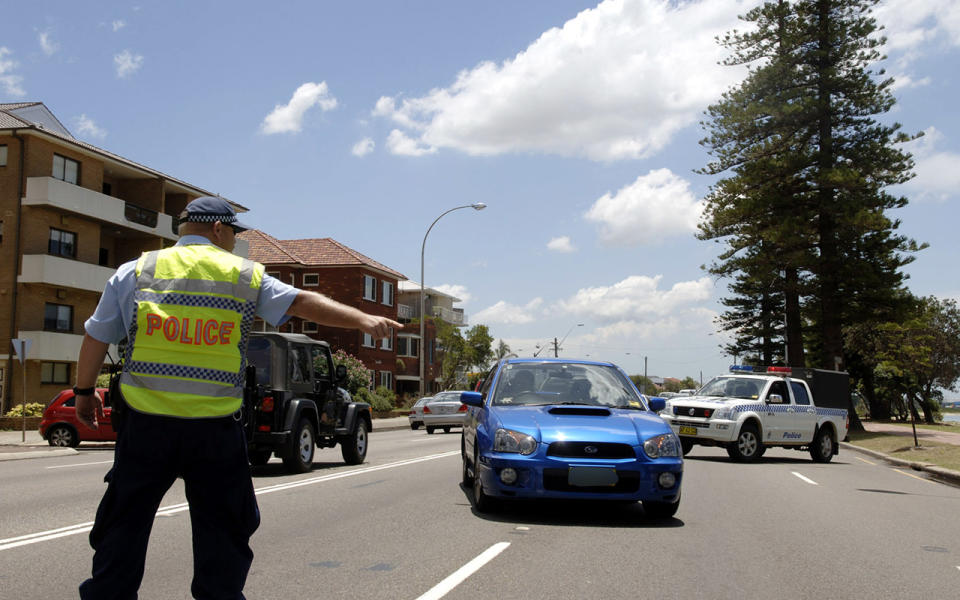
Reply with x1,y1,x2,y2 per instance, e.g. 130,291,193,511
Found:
286,290,402,339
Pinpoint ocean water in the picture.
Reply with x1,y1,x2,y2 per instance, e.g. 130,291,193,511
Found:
943,413,960,424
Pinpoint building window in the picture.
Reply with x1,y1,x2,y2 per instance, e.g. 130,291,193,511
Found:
0,145,7,166
382,281,394,306
380,371,393,389
303,273,319,287
253,319,266,332
302,321,318,333
397,337,419,358
266,271,280,280
48,228,76,258
363,275,376,301
41,362,71,384
99,248,109,267
44,303,73,332
380,327,394,350
52,154,79,184
362,332,375,348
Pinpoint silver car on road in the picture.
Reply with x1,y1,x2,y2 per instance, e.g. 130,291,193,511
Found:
408,396,432,430
422,390,469,434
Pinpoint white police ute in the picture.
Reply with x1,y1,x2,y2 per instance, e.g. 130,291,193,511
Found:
659,366,849,462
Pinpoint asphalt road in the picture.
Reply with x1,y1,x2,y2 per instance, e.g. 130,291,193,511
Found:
2,429,959,599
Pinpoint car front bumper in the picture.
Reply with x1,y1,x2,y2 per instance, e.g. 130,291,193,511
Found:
662,416,738,444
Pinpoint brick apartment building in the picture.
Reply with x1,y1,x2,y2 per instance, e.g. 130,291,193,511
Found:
0,102,249,412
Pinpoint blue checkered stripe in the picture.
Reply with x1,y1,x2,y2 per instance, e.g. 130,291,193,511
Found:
134,290,247,313
126,360,243,386
731,404,846,418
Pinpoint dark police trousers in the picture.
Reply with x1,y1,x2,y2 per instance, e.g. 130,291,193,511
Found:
79,408,260,600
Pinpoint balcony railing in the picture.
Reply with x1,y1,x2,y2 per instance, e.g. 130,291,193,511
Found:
432,306,466,326
124,202,159,228
397,304,415,319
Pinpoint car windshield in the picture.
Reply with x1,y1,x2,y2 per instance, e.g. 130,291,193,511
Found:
698,376,764,399
492,362,645,409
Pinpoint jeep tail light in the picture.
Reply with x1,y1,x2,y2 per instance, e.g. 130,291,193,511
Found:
258,425,271,432
260,397,275,412
423,406,432,414
458,404,468,412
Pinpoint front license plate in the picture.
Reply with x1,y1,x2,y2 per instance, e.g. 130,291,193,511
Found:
568,467,618,487
678,426,698,436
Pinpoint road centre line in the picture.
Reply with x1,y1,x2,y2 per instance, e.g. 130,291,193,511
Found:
855,457,876,465
893,468,934,484
46,460,115,470
415,542,511,600
0,450,459,552
791,472,819,485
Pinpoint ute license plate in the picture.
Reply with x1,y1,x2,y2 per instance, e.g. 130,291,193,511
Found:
568,467,618,487
678,426,698,436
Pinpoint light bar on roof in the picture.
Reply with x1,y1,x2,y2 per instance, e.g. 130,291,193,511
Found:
729,365,754,372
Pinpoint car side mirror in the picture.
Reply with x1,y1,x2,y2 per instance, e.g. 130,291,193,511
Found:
335,364,347,383
767,393,784,404
648,397,666,412
460,391,484,408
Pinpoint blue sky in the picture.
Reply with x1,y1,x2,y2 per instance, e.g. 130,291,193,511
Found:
4,0,959,386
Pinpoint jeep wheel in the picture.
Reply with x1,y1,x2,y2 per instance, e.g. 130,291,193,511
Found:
341,419,369,465
727,422,762,462
282,418,315,473
809,427,835,463
248,449,272,466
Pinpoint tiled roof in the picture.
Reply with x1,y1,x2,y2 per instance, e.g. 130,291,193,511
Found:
0,102,42,110
0,111,29,128
238,230,406,280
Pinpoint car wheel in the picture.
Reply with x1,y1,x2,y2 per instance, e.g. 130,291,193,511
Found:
809,427,835,463
643,493,681,519
282,418,315,473
426,426,436,434
680,438,694,456
727,422,762,462
472,445,496,513
411,422,421,430
443,426,451,434
341,419,369,465
248,449,272,466
461,435,474,486
48,424,78,448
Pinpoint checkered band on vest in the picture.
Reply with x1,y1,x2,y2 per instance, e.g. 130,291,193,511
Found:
126,360,244,386
134,290,249,313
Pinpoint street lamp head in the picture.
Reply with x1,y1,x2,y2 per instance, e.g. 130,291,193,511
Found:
471,202,487,211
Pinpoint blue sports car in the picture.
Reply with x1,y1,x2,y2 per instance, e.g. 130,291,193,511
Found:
460,358,683,518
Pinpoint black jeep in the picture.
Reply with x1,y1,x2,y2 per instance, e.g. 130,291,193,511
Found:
242,332,372,473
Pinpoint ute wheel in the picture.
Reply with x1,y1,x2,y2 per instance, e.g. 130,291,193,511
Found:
341,419,369,465
472,445,496,513
727,422,763,462
48,424,79,448
461,435,474,486
426,426,436,434
248,449,272,466
643,493,681,519
680,438,694,456
810,427,835,463
282,418,315,473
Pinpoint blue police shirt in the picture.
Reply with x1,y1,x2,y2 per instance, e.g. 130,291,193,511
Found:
84,235,299,345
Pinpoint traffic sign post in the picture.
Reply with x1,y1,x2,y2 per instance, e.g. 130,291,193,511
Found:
11,339,32,442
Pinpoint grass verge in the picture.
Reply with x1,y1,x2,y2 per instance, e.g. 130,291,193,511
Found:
847,431,960,473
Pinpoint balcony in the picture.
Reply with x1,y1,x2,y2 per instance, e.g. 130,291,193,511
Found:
432,306,467,326
15,330,118,362
24,177,178,241
19,254,115,292
397,304,415,319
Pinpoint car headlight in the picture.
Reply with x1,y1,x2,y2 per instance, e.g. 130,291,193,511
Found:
494,428,538,455
714,406,734,420
643,433,681,458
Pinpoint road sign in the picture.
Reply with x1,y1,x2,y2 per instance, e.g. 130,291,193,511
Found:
11,338,32,364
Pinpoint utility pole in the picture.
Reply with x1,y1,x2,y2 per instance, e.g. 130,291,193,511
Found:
643,356,648,394
553,337,559,358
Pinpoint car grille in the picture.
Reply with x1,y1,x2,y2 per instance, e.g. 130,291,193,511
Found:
542,469,641,493
672,406,714,418
547,441,635,459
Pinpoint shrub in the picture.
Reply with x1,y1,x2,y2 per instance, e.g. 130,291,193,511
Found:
369,386,396,413
5,402,46,418
332,349,372,395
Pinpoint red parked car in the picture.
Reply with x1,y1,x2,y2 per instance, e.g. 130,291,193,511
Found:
40,388,117,447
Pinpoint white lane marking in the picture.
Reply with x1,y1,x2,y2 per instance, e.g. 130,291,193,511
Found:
0,450,459,552
46,460,114,470
415,542,511,600
791,472,819,485
855,457,876,465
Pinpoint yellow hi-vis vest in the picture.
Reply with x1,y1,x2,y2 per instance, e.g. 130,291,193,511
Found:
119,244,264,418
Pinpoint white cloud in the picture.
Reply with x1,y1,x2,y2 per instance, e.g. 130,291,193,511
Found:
547,236,576,253
371,0,748,161
114,50,143,78
74,114,107,140
38,31,58,56
585,168,703,246
556,275,713,322
433,284,471,303
874,0,960,86
351,137,375,157
260,82,338,135
474,298,544,325
385,129,436,156
899,127,960,202
112,20,126,32
0,47,25,96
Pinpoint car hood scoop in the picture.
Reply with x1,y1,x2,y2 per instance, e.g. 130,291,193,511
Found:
547,406,611,417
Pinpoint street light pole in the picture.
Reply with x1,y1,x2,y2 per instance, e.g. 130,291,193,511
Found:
420,202,486,398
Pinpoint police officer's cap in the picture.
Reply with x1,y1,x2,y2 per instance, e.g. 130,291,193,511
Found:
181,196,252,231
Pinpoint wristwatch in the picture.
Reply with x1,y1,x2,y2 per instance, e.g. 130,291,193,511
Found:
73,386,96,396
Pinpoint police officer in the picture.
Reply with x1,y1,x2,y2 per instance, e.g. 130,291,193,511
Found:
74,196,400,599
